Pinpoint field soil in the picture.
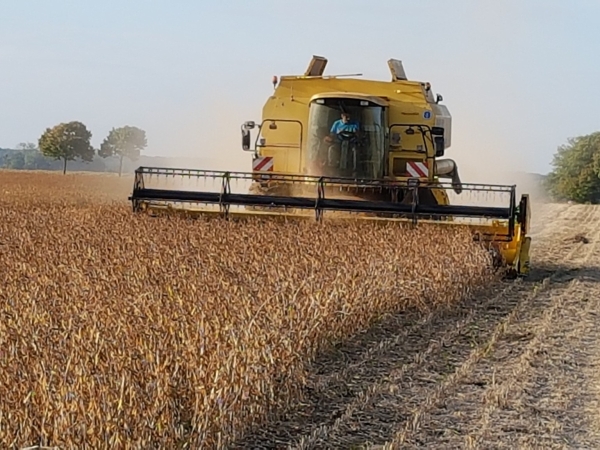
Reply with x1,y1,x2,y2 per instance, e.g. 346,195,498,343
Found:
235,202,600,449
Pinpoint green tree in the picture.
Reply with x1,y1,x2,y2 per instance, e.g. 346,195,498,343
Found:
546,132,600,203
38,122,95,174
98,126,147,176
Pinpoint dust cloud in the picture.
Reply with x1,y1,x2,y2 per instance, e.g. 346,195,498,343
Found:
445,128,549,209
156,119,252,173
448,145,553,234
138,92,256,194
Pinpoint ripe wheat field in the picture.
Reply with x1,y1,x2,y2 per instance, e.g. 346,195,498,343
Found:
0,171,499,448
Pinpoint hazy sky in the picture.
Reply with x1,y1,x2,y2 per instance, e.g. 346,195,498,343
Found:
1,0,598,177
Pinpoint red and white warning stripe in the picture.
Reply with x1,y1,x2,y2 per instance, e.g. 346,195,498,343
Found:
406,161,429,178
252,156,274,172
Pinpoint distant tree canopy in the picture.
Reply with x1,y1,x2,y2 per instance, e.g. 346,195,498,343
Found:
6,151,25,169
38,121,95,174
546,132,600,203
1,124,154,174
98,126,147,176
16,142,38,151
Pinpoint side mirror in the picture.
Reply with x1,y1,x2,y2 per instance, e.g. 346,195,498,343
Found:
431,126,444,136
241,121,257,151
434,136,445,157
241,127,251,151
436,94,443,104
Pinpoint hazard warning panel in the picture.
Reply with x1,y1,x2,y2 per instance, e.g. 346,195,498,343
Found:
252,156,274,172
405,161,429,178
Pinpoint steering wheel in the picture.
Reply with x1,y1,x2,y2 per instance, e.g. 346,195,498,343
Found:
337,130,357,141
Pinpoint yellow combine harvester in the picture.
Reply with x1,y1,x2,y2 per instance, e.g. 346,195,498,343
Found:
129,56,531,276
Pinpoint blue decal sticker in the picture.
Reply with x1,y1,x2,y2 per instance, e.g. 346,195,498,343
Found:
423,110,432,120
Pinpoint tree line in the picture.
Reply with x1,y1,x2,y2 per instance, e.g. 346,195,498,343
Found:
546,131,600,203
2,122,147,176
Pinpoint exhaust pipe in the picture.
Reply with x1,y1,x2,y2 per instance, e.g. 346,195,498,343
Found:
435,159,462,194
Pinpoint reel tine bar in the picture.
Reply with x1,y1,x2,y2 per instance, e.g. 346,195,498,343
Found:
129,167,518,237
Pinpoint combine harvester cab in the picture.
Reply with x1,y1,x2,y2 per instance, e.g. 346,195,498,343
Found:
129,56,532,277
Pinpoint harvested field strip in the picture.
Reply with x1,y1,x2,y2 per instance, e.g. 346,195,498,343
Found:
0,172,496,449
385,278,569,449
463,208,600,448
513,273,600,449
376,205,600,449
464,279,598,449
